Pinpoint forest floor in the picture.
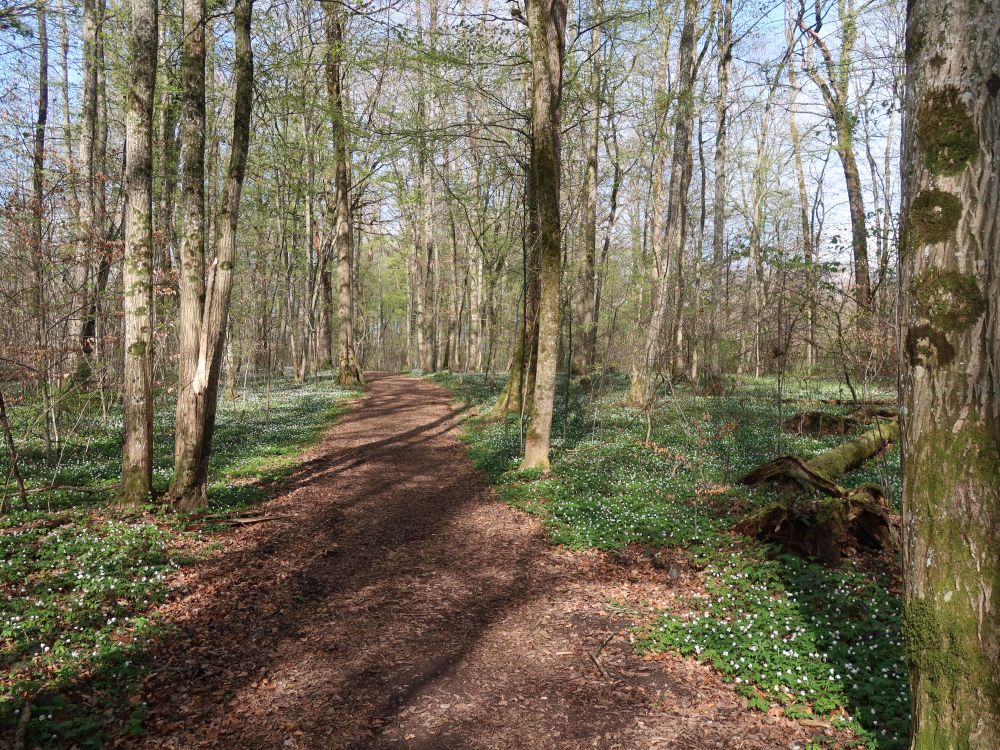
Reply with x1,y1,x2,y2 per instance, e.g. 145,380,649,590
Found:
2,371,905,749
114,373,827,749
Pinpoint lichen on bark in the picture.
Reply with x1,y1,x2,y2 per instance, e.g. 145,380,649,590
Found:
916,87,978,175
912,268,986,331
908,189,962,245
905,324,955,368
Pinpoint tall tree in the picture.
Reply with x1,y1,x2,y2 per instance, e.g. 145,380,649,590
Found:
171,0,254,509
171,0,207,506
900,0,999,744
325,0,363,386
520,0,568,471
627,0,699,407
571,0,602,374
797,0,871,307
120,0,158,505
707,0,730,384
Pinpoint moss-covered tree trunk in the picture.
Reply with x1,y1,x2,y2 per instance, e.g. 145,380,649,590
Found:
492,150,541,418
901,0,999,744
521,0,567,471
119,0,157,506
570,0,601,375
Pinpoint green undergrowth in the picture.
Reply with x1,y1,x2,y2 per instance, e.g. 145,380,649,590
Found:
0,373,358,748
430,370,906,749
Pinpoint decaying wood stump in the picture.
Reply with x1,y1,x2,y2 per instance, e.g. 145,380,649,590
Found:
738,420,900,566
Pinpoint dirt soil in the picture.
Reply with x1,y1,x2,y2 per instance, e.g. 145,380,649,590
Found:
128,374,821,750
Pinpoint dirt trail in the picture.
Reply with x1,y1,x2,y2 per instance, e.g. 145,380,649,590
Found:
131,374,812,750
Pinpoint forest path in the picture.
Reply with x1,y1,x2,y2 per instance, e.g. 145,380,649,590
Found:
132,374,809,750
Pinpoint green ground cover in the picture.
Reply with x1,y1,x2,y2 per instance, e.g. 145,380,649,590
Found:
0,375,358,747
430,371,907,749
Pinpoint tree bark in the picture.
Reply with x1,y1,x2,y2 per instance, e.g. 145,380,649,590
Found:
170,0,253,510
786,3,813,373
571,0,601,375
170,0,207,506
325,0,363,386
521,0,567,471
707,0,730,382
627,0,697,407
120,0,157,505
901,0,1000,743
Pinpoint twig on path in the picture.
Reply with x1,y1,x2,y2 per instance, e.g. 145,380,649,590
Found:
224,514,294,525
589,631,617,680
14,702,31,750
187,513,295,528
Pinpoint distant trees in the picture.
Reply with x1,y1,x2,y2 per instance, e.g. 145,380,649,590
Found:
900,0,999,743
0,0,909,503
627,0,699,407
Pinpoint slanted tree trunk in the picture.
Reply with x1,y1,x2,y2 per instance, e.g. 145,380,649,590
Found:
325,0,363,386
628,21,671,403
900,0,999,742
0,387,27,508
797,0,870,307
521,0,568,471
120,0,158,506
785,3,814,373
170,0,253,510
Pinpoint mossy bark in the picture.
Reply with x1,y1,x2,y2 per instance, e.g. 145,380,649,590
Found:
520,0,567,471
901,0,1000,744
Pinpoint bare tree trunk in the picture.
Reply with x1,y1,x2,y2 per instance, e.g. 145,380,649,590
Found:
76,0,109,372
627,0,697,408
120,0,157,505
171,0,207,505
571,0,601,375
798,0,870,307
521,0,567,471
901,0,1000,744
629,25,671,398
325,0,362,386
786,3,813,373
708,0,730,380
493,152,541,416
170,0,253,510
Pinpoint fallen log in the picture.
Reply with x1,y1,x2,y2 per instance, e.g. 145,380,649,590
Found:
807,420,899,478
738,420,900,566
782,411,860,435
